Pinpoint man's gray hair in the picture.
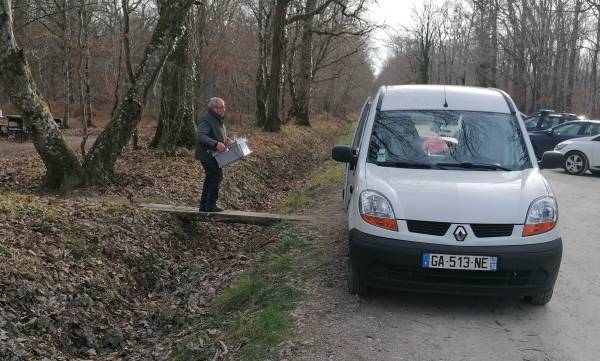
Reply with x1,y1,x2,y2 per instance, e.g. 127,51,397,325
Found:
208,97,225,109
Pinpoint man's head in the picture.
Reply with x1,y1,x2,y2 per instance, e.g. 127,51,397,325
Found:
209,97,226,118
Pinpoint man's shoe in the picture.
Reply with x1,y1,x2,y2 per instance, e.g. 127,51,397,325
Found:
205,205,224,212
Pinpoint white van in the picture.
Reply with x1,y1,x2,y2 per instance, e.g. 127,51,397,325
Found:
332,85,564,305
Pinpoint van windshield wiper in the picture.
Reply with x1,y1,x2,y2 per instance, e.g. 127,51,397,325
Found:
434,162,512,171
376,161,432,169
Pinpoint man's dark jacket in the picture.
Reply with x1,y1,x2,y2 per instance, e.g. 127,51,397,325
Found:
195,110,227,162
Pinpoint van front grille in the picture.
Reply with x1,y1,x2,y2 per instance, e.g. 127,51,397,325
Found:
406,220,451,236
471,224,514,238
405,221,515,238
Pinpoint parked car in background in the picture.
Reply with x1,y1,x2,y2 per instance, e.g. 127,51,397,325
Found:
524,111,582,132
555,134,600,175
529,120,600,159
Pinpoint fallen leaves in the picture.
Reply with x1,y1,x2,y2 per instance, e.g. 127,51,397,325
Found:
0,119,347,360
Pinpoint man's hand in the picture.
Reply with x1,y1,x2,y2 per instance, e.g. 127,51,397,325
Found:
215,142,227,153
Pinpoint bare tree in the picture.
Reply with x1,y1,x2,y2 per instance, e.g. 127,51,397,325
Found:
0,0,84,189
82,0,198,183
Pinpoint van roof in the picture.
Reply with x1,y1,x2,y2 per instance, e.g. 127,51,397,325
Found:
379,85,512,114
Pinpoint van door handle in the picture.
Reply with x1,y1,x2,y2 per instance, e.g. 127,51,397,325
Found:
349,186,353,194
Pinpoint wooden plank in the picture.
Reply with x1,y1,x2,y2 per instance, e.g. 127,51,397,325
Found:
138,203,312,225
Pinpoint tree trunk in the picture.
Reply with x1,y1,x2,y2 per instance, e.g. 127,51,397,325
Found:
0,0,84,190
489,0,498,87
121,0,140,149
77,0,89,156
551,1,566,108
255,0,270,128
62,0,72,129
150,23,195,152
190,2,207,123
507,0,527,110
416,12,434,85
565,0,583,110
592,9,600,117
291,0,316,127
474,0,489,87
264,0,287,132
83,22,93,129
82,0,197,184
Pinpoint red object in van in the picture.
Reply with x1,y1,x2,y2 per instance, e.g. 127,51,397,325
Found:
423,137,448,154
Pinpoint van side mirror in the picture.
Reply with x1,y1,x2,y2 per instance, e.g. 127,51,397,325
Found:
545,128,554,135
332,145,357,165
539,151,563,170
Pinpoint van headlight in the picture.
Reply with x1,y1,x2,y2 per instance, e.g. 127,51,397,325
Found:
359,190,398,231
523,197,557,236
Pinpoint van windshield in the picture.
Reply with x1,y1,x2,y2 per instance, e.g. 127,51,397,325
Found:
367,110,532,171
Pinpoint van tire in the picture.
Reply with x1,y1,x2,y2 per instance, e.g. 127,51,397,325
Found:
525,288,553,305
347,258,368,296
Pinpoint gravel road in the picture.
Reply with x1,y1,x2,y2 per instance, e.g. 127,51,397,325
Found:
0,135,97,157
286,169,600,361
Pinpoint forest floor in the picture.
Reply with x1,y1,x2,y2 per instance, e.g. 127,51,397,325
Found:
0,115,351,360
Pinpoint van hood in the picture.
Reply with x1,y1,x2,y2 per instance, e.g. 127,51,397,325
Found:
364,164,549,224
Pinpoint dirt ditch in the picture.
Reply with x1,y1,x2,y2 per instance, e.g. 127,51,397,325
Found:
0,118,348,360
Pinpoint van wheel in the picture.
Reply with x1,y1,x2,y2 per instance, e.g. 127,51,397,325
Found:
564,151,588,175
525,288,554,305
347,258,368,296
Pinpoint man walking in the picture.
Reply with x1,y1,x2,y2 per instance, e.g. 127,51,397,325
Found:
195,97,232,212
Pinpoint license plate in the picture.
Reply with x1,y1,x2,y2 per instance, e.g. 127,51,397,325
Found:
422,253,497,271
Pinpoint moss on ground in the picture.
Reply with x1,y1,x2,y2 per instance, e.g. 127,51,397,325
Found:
198,233,311,361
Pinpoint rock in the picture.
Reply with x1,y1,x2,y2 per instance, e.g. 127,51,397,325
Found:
87,348,97,356
103,327,124,349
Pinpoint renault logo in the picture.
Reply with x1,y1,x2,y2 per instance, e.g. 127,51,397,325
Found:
453,226,468,242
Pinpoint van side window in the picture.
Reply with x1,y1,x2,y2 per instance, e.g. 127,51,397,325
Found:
352,102,371,149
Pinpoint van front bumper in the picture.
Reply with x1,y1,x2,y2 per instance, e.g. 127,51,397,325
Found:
349,229,562,297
